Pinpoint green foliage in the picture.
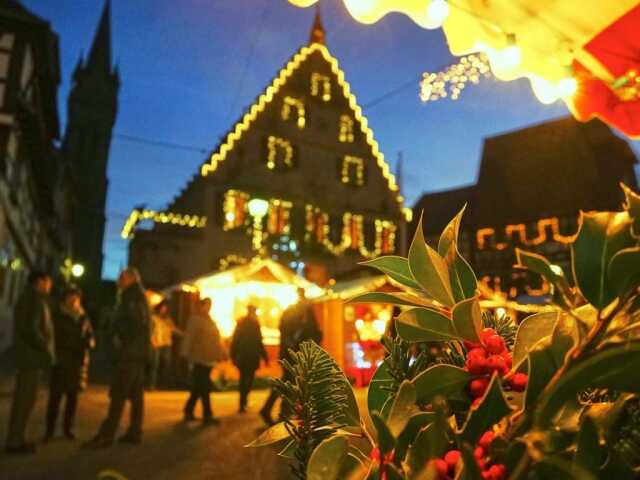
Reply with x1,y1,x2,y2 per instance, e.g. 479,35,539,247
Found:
251,183,640,480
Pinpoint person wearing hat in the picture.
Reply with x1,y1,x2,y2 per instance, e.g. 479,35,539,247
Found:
44,287,94,441
230,305,268,413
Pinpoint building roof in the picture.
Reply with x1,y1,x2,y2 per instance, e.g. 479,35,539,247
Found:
86,0,112,73
412,185,475,235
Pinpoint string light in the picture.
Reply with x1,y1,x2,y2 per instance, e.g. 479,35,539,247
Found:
420,53,491,102
476,217,575,250
121,209,207,239
266,136,294,169
339,114,354,142
311,72,331,101
198,43,409,220
424,0,449,30
281,96,306,128
341,155,364,185
218,254,248,271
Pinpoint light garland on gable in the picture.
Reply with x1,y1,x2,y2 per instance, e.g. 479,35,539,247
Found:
266,136,294,170
219,254,248,271
281,96,306,128
198,43,410,221
420,53,491,102
476,216,576,250
339,114,354,143
341,155,364,186
223,189,249,231
121,209,207,239
311,72,332,101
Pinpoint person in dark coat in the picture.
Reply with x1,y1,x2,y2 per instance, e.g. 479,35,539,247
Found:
5,271,54,455
259,288,321,425
44,287,94,441
83,267,151,449
230,305,268,413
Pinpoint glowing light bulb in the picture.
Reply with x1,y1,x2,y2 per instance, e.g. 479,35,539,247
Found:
425,0,449,29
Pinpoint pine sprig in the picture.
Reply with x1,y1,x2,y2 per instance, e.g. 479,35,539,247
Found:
272,341,350,479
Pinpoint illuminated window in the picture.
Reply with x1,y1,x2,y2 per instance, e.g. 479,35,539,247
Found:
266,136,294,170
311,73,331,101
341,156,364,186
267,199,293,235
375,220,397,254
339,115,354,143
223,190,249,230
305,205,329,243
281,96,305,128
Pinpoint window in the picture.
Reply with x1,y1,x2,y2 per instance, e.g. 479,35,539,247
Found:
281,96,305,128
267,199,293,235
310,73,331,101
222,189,249,230
339,115,354,143
341,156,364,186
0,33,14,109
375,220,397,254
266,136,294,170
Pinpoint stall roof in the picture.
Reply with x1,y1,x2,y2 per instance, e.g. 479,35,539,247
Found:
323,275,398,300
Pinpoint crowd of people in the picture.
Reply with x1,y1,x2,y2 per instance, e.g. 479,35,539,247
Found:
4,267,322,455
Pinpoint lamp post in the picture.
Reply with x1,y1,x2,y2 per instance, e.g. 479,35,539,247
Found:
61,258,85,283
248,198,269,254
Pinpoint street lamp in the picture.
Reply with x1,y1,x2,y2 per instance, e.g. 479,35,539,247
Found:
248,198,269,253
71,263,85,278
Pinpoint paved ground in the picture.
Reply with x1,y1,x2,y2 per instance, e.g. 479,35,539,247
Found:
0,385,295,480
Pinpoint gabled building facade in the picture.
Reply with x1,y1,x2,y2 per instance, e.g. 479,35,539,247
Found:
127,14,409,289
411,117,638,301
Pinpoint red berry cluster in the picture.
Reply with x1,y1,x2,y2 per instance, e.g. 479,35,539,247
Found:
429,431,507,480
464,328,527,405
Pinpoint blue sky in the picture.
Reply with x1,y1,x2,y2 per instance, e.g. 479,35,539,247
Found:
23,0,639,280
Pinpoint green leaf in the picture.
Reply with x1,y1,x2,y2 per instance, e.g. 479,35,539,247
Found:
307,436,349,480
512,311,559,368
452,297,482,342
367,360,394,418
572,211,635,309
348,291,437,309
396,307,460,343
460,375,512,443
445,244,478,302
246,421,291,447
534,455,597,480
608,246,640,298
387,381,418,437
621,182,640,237
409,214,455,306
407,423,450,474
371,412,395,454
574,416,601,473
412,364,472,405
459,441,482,480
395,412,436,463
535,342,640,426
278,438,297,458
438,205,466,257
360,256,421,291
385,464,405,480
515,249,575,308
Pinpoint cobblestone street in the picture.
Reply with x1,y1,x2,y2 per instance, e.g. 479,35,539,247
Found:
0,386,293,480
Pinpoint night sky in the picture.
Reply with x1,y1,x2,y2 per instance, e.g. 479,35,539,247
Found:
22,0,639,280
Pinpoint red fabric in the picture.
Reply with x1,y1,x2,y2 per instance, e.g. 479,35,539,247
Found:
571,5,640,138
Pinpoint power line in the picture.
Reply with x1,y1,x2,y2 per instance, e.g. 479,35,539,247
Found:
114,133,209,154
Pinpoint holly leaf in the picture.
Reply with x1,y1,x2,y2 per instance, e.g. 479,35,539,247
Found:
360,256,422,291
608,246,640,299
621,182,640,237
387,381,418,437
534,455,597,480
371,412,395,454
452,297,482,342
459,374,512,443
515,249,575,308
572,211,635,309
396,307,460,343
512,311,559,368
395,412,436,463
367,360,394,418
574,416,601,473
409,214,455,306
438,205,466,257
444,244,478,302
307,436,349,480
348,291,438,309
535,342,640,427
459,441,482,480
407,423,450,474
246,421,291,447
412,364,472,405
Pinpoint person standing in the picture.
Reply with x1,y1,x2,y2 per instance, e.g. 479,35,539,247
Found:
230,305,268,413
83,267,151,449
259,288,321,426
181,298,225,424
148,300,180,390
44,287,95,441
5,271,54,455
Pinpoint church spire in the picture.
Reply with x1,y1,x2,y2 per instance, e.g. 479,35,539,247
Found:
86,0,112,72
309,4,326,45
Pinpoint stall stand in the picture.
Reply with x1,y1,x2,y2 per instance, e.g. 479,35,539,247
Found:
163,257,324,385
